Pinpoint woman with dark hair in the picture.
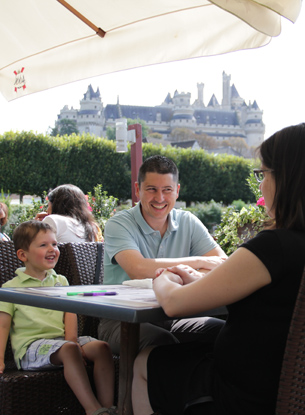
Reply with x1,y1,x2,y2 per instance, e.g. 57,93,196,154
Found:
0,202,10,241
132,123,305,415
36,184,102,243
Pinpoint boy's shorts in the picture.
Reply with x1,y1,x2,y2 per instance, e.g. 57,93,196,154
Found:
20,336,96,371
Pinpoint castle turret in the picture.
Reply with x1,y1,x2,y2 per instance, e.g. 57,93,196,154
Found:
57,105,78,123
193,82,205,108
170,91,196,133
222,71,231,110
77,85,104,136
244,100,265,147
231,84,244,109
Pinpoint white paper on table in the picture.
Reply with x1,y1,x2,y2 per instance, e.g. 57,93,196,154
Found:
122,279,153,289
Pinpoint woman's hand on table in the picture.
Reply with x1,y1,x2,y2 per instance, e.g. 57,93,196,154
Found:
155,268,183,285
154,264,202,286
166,265,203,285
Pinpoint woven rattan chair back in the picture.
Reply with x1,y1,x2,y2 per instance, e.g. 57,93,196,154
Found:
0,240,22,284
55,242,74,284
66,241,104,285
276,268,305,414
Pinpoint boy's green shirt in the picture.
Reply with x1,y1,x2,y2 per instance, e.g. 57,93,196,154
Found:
0,268,68,369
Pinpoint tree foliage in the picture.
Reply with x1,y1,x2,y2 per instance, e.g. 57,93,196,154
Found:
170,128,196,142
50,119,79,136
127,118,149,138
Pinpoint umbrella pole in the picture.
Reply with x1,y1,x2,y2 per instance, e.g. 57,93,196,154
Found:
129,124,143,207
57,0,106,37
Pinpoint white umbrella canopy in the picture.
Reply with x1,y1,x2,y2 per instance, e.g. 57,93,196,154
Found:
0,0,301,101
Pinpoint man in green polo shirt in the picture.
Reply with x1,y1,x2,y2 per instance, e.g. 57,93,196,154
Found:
99,155,227,353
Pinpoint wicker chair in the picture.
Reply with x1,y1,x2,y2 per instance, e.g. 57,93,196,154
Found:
275,268,305,414
66,241,104,286
0,241,87,415
55,242,75,284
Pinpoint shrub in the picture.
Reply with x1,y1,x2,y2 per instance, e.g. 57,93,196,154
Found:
231,199,248,211
1,203,35,239
1,131,255,205
87,184,118,232
214,172,267,255
184,201,223,232
15,194,49,229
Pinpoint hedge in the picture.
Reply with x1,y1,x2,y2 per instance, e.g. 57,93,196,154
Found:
0,132,255,204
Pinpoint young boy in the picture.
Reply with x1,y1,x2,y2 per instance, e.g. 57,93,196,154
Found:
0,220,117,415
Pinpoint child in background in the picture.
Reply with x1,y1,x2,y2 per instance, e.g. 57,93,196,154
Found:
0,220,116,415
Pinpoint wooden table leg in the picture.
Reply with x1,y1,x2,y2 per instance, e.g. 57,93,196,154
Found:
118,321,140,415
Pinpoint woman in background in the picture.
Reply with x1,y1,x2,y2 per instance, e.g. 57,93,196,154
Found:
0,202,10,241
36,184,103,243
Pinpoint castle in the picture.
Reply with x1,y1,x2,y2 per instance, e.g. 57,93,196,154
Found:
56,71,265,148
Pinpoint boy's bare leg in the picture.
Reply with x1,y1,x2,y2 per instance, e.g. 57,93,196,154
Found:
82,340,115,408
51,342,102,415
132,347,155,415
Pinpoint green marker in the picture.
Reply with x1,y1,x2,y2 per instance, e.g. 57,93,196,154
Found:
67,290,107,296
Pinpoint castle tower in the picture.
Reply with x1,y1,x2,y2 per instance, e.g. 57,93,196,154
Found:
77,85,104,136
231,84,244,109
170,90,196,133
222,71,231,110
57,105,78,125
193,82,204,107
244,100,265,147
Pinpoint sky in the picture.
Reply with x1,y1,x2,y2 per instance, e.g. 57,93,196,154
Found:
0,7,304,140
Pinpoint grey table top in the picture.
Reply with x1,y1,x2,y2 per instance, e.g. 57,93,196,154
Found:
0,284,227,323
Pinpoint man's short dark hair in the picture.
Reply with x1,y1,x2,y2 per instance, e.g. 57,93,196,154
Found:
12,220,55,252
138,155,179,186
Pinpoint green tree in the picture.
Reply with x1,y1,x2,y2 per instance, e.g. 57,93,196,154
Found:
127,118,149,138
106,126,116,141
106,118,149,141
51,119,79,136
48,125,59,136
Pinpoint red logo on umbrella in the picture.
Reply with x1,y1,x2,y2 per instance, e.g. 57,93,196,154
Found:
14,67,26,92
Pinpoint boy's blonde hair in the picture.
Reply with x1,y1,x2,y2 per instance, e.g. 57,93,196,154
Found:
12,220,55,252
